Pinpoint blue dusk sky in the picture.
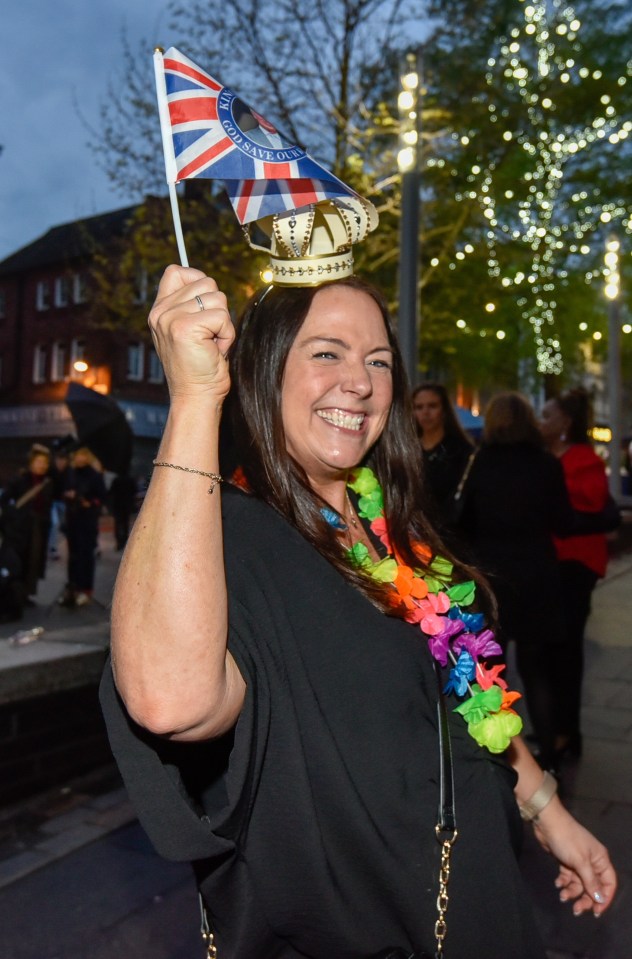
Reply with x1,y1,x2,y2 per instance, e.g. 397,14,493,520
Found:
0,0,170,261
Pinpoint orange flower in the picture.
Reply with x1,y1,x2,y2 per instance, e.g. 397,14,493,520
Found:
475,662,508,691
500,689,522,711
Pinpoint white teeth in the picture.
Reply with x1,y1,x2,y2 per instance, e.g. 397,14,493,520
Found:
317,409,365,431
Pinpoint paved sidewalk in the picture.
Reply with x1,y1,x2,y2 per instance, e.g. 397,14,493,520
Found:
0,517,118,704
0,516,631,958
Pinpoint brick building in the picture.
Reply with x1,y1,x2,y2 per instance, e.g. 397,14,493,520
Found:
0,205,168,484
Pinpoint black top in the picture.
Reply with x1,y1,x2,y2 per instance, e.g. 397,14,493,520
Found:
100,486,546,959
457,442,573,643
421,433,473,524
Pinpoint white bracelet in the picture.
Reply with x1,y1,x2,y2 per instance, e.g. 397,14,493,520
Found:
519,770,558,822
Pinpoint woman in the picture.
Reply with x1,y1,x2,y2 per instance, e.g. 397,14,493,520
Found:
540,389,609,761
59,447,107,607
456,392,575,771
412,384,474,525
2,444,53,604
101,267,615,959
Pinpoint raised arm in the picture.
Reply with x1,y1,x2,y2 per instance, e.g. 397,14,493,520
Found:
508,736,617,917
110,265,246,742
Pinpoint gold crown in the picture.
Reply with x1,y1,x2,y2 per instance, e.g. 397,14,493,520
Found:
244,197,378,287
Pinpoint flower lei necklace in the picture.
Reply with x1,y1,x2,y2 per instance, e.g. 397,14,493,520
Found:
342,467,523,754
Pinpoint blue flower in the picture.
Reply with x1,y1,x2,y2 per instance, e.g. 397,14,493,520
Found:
444,649,476,697
448,606,485,632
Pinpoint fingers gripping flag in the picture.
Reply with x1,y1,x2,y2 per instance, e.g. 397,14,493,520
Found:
155,46,357,225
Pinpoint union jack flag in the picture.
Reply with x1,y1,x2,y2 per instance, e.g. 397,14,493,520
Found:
156,47,357,224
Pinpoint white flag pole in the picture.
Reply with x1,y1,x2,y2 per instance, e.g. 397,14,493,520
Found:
153,47,189,267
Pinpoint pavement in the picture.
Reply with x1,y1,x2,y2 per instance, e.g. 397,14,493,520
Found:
0,514,631,958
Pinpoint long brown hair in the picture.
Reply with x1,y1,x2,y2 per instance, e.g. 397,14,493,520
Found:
483,392,543,447
229,277,492,615
554,387,592,445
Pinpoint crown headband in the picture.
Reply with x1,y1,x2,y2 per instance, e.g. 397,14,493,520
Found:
153,46,378,286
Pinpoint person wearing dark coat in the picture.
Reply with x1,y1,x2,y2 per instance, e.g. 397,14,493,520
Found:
59,447,107,607
412,383,474,528
456,392,575,771
108,474,138,550
1,445,53,603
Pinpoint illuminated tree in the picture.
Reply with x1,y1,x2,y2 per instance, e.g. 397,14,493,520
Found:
422,0,632,383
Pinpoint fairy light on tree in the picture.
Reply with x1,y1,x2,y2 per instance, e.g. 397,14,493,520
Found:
442,0,632,376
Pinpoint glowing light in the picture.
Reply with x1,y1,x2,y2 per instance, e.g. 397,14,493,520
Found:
401,71,419,91
485,302,496,313
496,330,506,339
622,324,632,334
398,90,414,112
593,331,603,340
398,147,415,171
579,322,588,331
73,360,89,373
456,319,467,329
260,268,274,284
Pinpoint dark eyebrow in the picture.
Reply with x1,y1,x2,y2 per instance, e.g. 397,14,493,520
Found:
298,335,393,355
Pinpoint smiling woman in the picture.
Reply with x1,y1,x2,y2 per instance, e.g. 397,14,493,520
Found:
99,264,618,959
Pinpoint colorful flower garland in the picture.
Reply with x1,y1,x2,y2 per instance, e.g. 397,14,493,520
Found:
345,467,523,754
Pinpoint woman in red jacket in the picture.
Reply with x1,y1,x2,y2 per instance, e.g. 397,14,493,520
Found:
540,388,608,763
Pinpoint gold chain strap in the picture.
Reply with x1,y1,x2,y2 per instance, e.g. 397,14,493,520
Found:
200,895,218,959
434,826,458,955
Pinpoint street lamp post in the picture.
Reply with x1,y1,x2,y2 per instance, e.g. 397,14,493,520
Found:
397,50,422,386
604,235,622,500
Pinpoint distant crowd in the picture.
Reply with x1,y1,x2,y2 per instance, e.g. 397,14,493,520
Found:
0,443,141,622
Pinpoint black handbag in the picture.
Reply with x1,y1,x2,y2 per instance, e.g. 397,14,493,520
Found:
199,663,457,959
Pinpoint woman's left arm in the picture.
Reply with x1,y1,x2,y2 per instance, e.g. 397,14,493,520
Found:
507,736,617,917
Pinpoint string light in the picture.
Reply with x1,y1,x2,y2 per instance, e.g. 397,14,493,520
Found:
439,0,632,374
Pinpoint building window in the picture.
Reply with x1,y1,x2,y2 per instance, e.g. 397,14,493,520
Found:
0,290,6,320
73,272,88,304
148,349,165,384
36,280,51,311
133,266,149,304
51,341,67,382
33,345,47,383
54,275,71,307
127,342,145,381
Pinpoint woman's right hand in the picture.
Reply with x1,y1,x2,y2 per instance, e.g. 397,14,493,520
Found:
148,265,235,403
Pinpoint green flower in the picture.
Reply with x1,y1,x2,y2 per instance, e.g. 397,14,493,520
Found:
348,468,380,496
368,557,398,583
447,581,476,606
358,490,383,520
467,711,523,754
347,542,372,568
454,684,502,724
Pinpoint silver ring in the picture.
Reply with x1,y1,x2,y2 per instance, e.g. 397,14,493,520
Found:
195,294,205,312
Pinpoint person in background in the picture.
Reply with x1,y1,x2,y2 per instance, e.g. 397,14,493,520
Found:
59,447,107,608
1,444,53,605
108,473,138,551
539,388,609,762
48,447,71,560
412,383,474,526
457,392,575,772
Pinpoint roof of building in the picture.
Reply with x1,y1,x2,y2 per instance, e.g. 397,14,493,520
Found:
0,205,139,277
